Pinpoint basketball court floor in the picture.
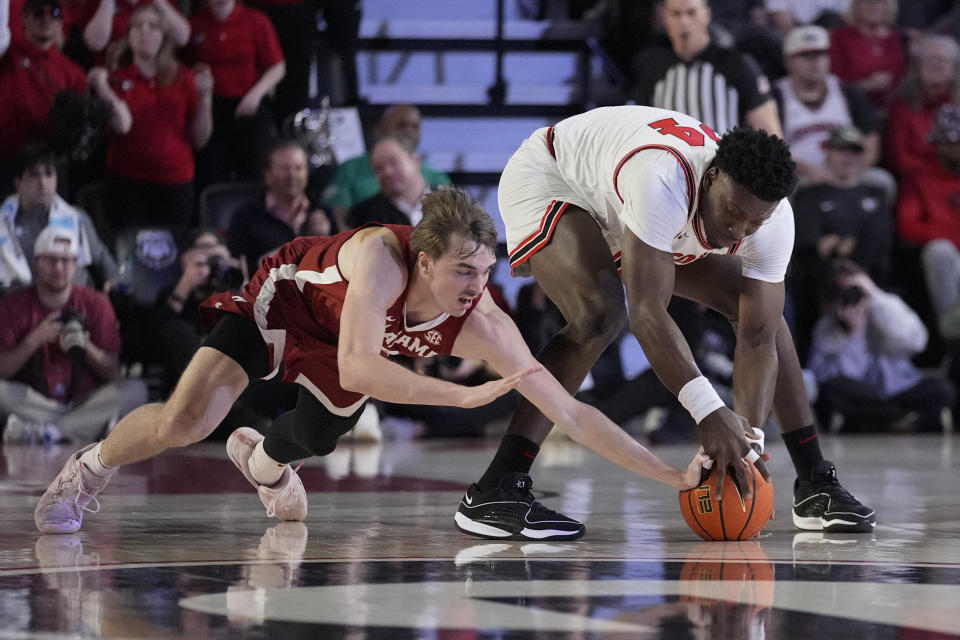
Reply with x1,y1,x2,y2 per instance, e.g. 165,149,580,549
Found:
0,431,958,639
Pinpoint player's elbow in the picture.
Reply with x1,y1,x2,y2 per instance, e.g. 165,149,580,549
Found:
337,355,368,393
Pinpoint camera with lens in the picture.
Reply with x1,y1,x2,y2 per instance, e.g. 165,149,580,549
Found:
837,285,865,307
206,255,244,292
58,309,88,358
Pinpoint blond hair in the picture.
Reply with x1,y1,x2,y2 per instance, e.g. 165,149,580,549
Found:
106,4,180,86
410,187,498,259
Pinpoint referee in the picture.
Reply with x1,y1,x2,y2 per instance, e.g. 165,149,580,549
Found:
631,0,782,137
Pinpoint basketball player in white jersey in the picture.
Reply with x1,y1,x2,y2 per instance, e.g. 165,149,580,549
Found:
455,105,876,540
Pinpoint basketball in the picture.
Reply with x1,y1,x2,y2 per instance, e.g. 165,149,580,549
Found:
679,461,774,541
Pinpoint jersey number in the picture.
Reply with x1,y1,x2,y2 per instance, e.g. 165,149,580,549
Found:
648,118,720,147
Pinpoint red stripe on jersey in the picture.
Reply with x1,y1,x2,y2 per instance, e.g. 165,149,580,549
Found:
509,200,568,268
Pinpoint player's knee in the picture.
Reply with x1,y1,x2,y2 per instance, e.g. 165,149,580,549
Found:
153,405,216,448
566,300,626,347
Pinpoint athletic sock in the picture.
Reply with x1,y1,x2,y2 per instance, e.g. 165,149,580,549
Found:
248,440,287,486
79,442,116,477
477,434,540,492
781,424,824,482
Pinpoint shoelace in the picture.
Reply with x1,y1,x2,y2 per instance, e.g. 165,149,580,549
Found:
67,461,103,515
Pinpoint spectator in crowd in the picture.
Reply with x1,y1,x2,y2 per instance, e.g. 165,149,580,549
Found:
188,0,285,187
0,226,146,444
227,139,330,275
90,3,213,237
0,144,117,294
808,259,954,432
886,35,960,249
830,0,907,111
775,26,889,190
82,0,188,57
347,135,429,229
631,0,782,136
321,104,451,229
789,125,894,360
0,0,86,189
155,229,241,388
764,0,849,36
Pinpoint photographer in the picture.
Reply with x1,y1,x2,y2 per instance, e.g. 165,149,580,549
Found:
155,229,245,389
788,125,894,362
0,226,146,444
807,259,955,432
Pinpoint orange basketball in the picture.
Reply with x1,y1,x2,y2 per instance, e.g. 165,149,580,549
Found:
679,461,774,541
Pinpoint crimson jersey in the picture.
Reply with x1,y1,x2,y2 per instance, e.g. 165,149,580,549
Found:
201,224,481,415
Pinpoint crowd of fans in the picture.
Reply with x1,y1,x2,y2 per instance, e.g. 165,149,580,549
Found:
2,0,960,447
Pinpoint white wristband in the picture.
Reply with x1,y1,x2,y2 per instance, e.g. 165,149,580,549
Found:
678,376,726,424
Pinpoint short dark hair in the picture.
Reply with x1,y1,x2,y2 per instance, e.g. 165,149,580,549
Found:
264,138,307,169
410,187,498,260
13,143,58,180
713,128,797,202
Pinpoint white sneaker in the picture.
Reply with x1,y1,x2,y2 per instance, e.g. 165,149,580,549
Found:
4,415,62,446
227,427,307,521
34,443,112,534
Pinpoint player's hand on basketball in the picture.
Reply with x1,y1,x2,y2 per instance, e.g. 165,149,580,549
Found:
679,447,712,490
697,408,757,500
455,367,541,408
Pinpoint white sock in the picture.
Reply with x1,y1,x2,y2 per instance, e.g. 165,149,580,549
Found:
79,443,116,477
248,441,286,486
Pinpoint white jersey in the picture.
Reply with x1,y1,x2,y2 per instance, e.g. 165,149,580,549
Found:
778,75,853,169
499,105,794,282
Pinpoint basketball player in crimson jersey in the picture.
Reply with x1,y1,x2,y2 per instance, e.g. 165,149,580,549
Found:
34,187,709,536
455,105,876,541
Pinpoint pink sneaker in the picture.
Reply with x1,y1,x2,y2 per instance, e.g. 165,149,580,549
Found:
227,427,307,521
34,443,113,534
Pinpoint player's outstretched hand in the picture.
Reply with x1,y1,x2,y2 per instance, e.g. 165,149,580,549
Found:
697,407,758,500
455,367,542,409
678,447,712,490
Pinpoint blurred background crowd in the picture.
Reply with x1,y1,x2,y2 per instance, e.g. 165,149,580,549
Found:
2,0,960,449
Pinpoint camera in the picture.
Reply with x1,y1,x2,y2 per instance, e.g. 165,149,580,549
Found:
58,309,87,358
838,286,865,307
207,255,244,291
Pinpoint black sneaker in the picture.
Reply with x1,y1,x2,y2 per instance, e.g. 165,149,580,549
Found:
454,472,585,541
793,460,876,533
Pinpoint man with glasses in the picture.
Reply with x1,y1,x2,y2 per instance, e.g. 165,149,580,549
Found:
0,0,87,188
0,226,146,445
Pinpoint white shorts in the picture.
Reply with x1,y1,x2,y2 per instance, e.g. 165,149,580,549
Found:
498,127,613,276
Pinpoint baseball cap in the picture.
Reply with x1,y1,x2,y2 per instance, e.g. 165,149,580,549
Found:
34,226,79,258
824,125,866,152
784,26,830,57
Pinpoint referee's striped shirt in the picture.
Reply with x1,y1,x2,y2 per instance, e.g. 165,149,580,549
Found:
634,43,772,135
